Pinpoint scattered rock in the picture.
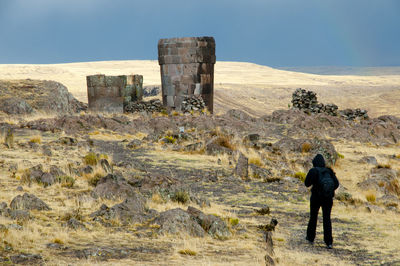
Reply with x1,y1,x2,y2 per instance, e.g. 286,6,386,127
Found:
66,218,86,230
205,142,233,155
126,139,142,149
10,193,51,211
10,253,43,265
359,156,378,165
143,86,161,97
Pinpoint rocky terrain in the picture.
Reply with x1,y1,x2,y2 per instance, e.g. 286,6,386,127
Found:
0,78,400,265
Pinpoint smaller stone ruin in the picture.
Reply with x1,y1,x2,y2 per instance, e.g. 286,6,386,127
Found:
291,88,368,120
87,74,143,113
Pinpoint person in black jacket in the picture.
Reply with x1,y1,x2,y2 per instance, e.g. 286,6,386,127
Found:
305,154,339,249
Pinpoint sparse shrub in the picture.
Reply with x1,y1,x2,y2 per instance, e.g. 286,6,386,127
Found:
20,169,31,184
178,249,197,256
29,136,41,144
216,136,235,150
301,142,312,153
171,191,190,204
229,218,239,226
83,152,98,166
88,173,103,187
365,190,376,203
57,175,75,188
53,238,64,245
151,193,165,204
163,136,176,144
337,152,345,159
62,208,83,222
376,163,391,169
249,156,262,167
386,179,400,196
294,172,306,182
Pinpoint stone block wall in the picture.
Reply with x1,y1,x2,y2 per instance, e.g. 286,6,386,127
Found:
87,74,143,112
158,37,216,113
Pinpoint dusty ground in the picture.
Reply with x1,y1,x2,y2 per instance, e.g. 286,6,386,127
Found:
0,61,399,117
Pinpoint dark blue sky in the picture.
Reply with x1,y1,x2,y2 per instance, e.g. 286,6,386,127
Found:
0,0,399,67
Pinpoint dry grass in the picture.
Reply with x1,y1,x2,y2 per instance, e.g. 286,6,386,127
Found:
29,136,42,144
301,142,312,153
365,190,376,203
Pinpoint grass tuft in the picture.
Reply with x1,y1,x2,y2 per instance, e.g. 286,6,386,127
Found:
171,191,190,204
376,163,391,169
365,190,376,203
301,142,312,153
178,249,197,256
294,172,306,182
29,136,41,144
83,152,98,166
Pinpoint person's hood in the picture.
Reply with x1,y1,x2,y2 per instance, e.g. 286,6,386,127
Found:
312,154,325,167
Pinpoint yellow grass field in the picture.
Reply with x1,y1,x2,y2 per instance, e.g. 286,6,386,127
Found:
1,60,399,117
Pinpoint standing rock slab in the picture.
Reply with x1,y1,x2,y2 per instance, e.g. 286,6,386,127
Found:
235,153,249,180
10,193,51,211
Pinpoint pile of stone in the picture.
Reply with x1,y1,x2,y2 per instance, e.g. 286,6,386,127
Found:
291,88,318,111
322,104,339,116
339,108,369,120
291,88,368,120
124,99,164,113
181,95,206,113
143,86,161,97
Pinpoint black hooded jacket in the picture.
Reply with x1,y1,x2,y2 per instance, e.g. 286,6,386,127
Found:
305,154,339,197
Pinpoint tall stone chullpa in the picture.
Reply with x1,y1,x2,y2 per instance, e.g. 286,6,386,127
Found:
158,37,216,113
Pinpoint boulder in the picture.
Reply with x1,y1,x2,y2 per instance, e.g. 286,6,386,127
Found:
90,195,149,225
187,206,231,239
10,193,51,211
153,208,205,237
0,79,85,114
92,174,137,200
358,156,378,165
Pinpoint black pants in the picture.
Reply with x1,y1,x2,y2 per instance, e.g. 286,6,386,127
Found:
307,195,333,245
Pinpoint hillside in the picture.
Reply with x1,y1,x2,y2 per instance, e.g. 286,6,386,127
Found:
0,61,400,117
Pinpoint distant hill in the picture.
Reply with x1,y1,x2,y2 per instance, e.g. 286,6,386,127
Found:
279,66,400,76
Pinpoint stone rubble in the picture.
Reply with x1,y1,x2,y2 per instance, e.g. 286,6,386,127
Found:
124,99,165,113
181,95,206,113
291,88,368,120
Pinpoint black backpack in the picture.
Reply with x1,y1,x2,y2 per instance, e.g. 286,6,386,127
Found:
315,167,335,199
